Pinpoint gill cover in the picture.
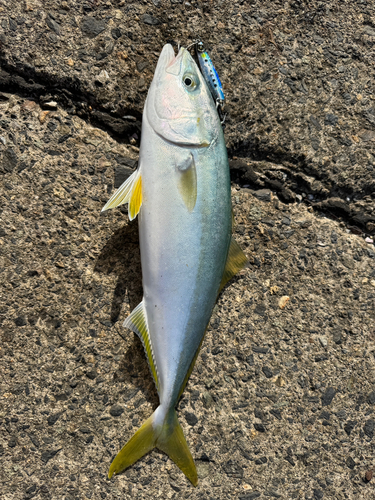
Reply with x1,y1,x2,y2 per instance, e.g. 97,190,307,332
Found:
146,45,211,147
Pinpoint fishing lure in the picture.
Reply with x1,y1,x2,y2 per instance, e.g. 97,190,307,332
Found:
193,40,225,110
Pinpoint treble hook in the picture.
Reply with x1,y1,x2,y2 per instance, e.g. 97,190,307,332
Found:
186,39,205,52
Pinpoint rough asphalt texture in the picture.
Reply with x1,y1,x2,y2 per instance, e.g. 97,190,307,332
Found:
0,1,375,499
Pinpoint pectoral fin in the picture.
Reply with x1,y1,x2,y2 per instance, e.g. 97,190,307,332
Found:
219,238,248,293
177,154,197,212
123,301,159,392
128,174,142,220
101,168,142,221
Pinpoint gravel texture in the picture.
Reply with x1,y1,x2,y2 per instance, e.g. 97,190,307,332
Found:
1,1,375,499
1,0,375,233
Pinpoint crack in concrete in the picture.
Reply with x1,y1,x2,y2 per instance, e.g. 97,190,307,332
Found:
229,158,375,235
0,56,141,143
0,56,374,236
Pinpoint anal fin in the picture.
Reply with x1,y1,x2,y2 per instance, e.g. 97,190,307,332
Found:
219,237,248,293
123,301,159,391
101,168,142,220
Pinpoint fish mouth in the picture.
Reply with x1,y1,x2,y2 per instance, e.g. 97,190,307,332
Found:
156,44,197,82
161,43,177,62
157,44,179,73
166,46,188,76
157,44,193,75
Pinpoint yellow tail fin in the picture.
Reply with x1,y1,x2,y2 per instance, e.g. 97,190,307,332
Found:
108,407,198,486
157,409,197,486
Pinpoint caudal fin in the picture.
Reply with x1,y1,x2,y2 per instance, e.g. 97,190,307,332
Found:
157,408,198,485
108,407,198,486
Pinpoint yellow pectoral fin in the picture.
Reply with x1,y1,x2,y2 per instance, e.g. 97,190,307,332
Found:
219,237,248,293
128,174,142,221
101,168,142,220
177,154,197,212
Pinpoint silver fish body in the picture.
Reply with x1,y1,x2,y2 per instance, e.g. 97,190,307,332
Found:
140,55,231,413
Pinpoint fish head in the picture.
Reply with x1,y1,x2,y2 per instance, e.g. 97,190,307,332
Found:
146,44,219,148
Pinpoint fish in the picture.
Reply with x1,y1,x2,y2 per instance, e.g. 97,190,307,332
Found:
102,43,247,486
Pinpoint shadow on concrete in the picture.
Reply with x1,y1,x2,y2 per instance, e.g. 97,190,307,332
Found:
94,219,142,324
94,219,159,408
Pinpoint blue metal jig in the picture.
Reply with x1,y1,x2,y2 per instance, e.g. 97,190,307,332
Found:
186,40,225,110
195,41,225,110
186,39,226,124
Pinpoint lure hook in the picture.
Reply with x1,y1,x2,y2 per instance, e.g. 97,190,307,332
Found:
186,39,201,52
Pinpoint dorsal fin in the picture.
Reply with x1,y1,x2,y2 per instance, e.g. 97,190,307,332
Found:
101,168,142,221
123,301,159,392
219,237,248,293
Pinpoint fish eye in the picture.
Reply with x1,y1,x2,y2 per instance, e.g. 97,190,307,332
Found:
182,73,198,91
